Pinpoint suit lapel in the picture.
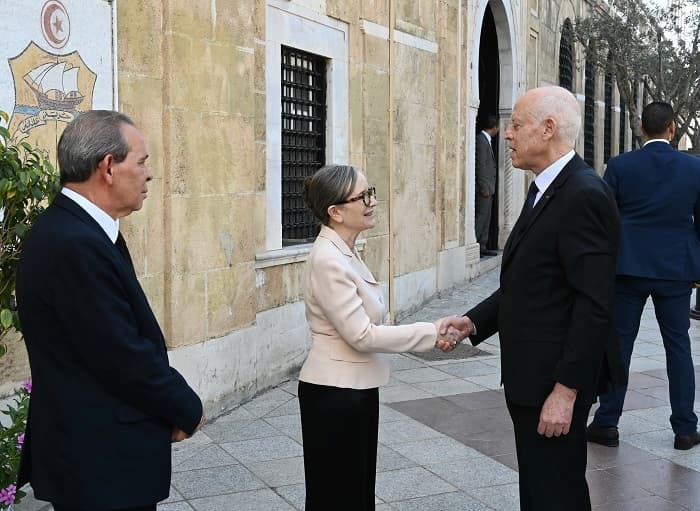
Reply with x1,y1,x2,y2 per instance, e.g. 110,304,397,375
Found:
502,155,585,271
53,193,115,243
115,232,136,271
53,193,134,274
318,225,378,284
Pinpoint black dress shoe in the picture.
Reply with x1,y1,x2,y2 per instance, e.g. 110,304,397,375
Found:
674,430,700,450
480,249,498,257
586,424,619,447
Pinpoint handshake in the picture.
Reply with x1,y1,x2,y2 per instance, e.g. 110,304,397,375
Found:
432,315,474,352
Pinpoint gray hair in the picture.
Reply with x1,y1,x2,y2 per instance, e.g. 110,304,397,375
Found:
303,164,359,225
527,86,581,145
57,110,135,185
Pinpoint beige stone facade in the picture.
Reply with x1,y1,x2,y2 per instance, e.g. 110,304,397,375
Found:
152,0,529,414
2,0,632,415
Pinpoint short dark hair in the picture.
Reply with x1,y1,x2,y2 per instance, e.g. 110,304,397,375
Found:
58,110,135,185
303,164,359,225
480,115,499,131
641,102,674,137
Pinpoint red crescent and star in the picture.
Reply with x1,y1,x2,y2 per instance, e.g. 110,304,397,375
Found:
41,1,69,49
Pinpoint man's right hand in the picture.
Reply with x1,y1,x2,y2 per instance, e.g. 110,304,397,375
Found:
434,324,463,352
171,414,206,442
439,315,474,341
171,428,187,442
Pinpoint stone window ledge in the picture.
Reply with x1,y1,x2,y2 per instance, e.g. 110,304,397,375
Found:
255,239,366,269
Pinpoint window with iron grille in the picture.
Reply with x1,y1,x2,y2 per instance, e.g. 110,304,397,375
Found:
559,19,573,92
632,82,639,149
281,46,327,245
604,70,613,162
619,99,626,154
584,58,595,166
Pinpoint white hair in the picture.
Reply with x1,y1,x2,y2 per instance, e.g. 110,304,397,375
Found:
527,86,581,145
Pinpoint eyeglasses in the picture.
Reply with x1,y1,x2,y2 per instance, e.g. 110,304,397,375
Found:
339,186,376,207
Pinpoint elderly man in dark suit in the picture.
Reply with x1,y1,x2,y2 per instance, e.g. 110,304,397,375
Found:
16,111,205,511
475,115,499,257
586,102,700,451
443,86,623,510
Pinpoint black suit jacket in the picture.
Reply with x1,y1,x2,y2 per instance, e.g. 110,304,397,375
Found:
467,154,625,407
16,193,202,509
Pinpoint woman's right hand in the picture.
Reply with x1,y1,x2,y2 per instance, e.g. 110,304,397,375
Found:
434,316,474,352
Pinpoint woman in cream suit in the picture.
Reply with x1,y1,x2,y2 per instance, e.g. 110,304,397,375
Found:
299,164,455,510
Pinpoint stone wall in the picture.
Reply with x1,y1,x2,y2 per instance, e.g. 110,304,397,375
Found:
1,0,534,416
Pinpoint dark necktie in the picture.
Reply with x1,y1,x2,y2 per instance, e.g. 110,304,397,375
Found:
524,181,539,213
115,232,134,269
506,181,541,256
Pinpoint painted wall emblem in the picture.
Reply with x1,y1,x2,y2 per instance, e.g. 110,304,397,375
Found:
7,1,96,159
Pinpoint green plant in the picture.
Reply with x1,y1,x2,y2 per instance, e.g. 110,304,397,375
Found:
0,110,60,352
0,109,60,509
0,381,30,509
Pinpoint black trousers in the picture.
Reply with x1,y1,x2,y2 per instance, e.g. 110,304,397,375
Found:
53,505,156,511
298,381,379,511
507,400,592,511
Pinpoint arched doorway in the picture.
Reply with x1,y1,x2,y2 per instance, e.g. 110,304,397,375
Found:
468,0,518,254
476,4,500,254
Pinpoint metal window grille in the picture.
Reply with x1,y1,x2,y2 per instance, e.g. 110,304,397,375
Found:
559,20,573,92
281,46,327,245
632,83,639,149
604,71,613,162
619,99,626,153
584,59,595,166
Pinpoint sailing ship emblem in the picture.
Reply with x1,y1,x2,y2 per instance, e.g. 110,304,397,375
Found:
23,61,84,111
7,42,96,157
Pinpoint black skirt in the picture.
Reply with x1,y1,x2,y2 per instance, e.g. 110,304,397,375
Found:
298,381,379,511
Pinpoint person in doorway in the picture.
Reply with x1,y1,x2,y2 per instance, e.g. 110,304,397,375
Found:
475,115,500,257
298,164,458,510
442,86,624,510
586,101,700,450
16,111,205,511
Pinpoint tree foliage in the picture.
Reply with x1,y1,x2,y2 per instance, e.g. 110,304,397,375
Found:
0,110,58,509
573,0,700,148
0,110,60,355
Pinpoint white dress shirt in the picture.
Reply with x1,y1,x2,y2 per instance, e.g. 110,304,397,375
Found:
531,150,575,207
61,187,119,242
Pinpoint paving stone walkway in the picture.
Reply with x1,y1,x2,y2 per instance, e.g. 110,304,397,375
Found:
15,265,700,510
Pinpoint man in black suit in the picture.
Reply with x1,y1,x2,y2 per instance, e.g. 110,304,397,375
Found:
475,115,499,257
443,86,623,510
16,111,205,511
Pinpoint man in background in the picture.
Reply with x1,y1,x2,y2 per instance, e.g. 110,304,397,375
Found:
475,115,499,257
586,101,700,451
16,111,205,511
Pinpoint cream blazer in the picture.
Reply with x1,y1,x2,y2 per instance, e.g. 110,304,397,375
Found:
299,225,437,389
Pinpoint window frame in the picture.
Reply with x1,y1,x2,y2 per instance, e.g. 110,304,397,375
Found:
262,0,349,259
280,46,328,245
